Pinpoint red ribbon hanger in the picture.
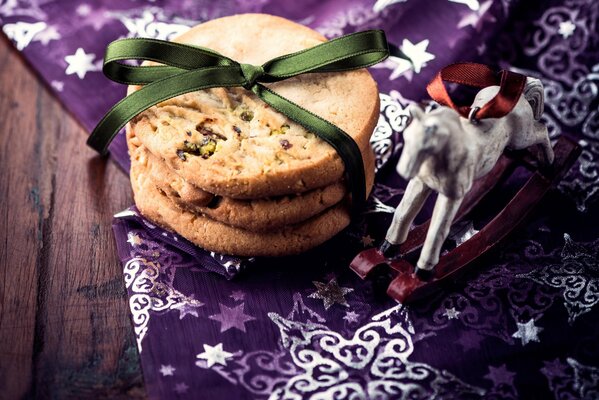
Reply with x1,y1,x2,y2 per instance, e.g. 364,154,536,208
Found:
426,62,527,121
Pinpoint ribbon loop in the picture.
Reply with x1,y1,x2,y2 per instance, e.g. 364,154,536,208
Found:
87,29,397,215
426,62,527,120
240,63,265,90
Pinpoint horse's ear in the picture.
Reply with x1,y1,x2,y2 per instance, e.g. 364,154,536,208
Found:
409,104,424,121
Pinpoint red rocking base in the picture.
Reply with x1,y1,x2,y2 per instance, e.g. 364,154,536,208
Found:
350,136,581,303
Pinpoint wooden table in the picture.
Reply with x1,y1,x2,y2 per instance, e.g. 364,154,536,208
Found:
0,37,145,398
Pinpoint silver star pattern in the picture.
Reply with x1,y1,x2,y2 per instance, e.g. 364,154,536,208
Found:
372,39,435,80
196,343,233,368
2,20,46,50
171,297,203,320
400,38,435,74
76,4,92,16
64,48,97,79
34,25,60,45
372,0,407,13
518,233,599,323
209,303,256,333
449,0,480,10
159,364,176,376
484,365,516,386
457,0,495,31
230,290,245,302
443,307,461,320
309,279,354,310
343,310,360,323
511,319,543,346
361,235,375,247
173,382,189,394
127,233,143,246
50,80,64,92
558,20,576,39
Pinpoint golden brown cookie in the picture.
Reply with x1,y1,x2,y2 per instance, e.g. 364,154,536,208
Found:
131,140,375,231
128,13,379,199
130,156,353,256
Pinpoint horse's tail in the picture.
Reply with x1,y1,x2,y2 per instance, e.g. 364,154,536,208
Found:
523,77,544,121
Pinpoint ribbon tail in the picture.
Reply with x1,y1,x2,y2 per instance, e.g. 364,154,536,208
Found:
252,84,367,216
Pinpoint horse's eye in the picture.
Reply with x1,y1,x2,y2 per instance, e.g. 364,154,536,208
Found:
425,125,437,135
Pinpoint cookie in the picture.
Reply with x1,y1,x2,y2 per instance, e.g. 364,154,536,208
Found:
131,140,376,231
130,156,352,256
128,13,380,199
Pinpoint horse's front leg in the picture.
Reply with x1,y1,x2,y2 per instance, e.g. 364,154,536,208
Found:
416,194,464,276
381,178,431,256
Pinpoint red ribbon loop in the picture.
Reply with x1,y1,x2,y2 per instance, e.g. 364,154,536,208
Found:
426,62,527,120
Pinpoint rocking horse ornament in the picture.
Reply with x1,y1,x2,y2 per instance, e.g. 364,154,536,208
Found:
350,63,582,302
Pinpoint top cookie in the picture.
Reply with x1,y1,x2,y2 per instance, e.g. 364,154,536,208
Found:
128,13,379,199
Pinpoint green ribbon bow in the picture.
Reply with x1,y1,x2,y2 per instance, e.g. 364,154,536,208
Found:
87,30,392,214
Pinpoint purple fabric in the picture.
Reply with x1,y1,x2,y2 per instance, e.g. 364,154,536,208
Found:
3,0,599,398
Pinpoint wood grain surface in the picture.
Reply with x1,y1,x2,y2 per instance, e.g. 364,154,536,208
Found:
0,37,145,399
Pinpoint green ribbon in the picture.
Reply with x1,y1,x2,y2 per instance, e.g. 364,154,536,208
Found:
87,30,391,214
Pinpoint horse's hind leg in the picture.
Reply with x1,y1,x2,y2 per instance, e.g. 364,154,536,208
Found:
417,194,463,274
534,122,554,165
384,178,431,247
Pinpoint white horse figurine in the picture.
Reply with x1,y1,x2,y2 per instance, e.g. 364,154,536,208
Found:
380,77,554,277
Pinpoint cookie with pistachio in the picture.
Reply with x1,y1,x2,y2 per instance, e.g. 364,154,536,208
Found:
130,138,375,232
127,13,379,199
129,150,354,257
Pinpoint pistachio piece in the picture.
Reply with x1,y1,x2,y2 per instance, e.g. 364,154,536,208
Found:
240,110,254,122
199,138,217,158
270,124,291,135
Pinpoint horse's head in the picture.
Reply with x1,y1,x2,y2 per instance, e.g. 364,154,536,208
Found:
397,104,453,179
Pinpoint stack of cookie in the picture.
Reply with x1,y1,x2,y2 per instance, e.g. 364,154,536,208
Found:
126,14,380,257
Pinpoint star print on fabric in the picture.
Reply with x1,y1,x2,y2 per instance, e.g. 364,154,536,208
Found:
457,0,496,31
2,21,47,50
372,56,412,81
484,364,516,386
372,0,407,13
76,4,92,16
159,364,176,376
449,0,480,10
512,319,543,346
309,279,354,310
34,26,60,45
196,343,233,368
343,311,360,323
558,21,576,39
127,233,143,246
64,48,98,79
443,307,461,320
209,303,256,333
518,233,599,323
173,382,189,394
400,39,435,74
50,80,64,92
171,297,204,319
361,235,375,247
371,39,435,80
230,290,245,302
